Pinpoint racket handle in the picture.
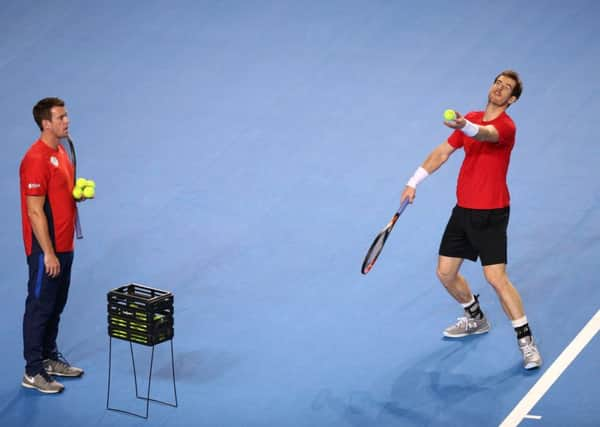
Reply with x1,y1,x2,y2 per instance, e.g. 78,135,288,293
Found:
75,208,84,239
397,198,409,215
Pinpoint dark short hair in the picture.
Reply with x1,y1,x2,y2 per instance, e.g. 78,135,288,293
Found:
495,70,522,100
33,97,65,131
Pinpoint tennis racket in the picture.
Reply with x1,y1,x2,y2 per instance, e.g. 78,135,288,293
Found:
64,135,83,239
361,198,409,275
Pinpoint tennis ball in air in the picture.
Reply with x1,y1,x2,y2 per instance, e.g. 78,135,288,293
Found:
83,186,95,198
72,186,83,200
443,109,456,121
76,177,87,189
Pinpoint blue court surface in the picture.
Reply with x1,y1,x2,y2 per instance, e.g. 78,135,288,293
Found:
1,1,599,426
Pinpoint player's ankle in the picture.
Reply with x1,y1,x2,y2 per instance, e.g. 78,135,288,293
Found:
512,316,532,339
462,294,484,319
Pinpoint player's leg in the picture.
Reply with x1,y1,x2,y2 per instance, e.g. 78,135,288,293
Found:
42,252,73,359
475,207,543,369
438,255,490,337
438,206,490,337
437,255,470,303
42,252,83,377
482,263,524,320
22,253,65,393
438,207,478,303
483,263,542,369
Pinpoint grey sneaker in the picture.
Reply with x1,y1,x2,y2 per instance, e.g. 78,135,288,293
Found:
444,316,491,338
518,336,543,369
21,372,64,394
44,355,84,377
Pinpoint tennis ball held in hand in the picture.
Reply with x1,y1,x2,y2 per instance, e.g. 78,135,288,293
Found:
76,177,87,189
72,176,96,200
443,109,456,122
72,186,83,200
83,186,95,198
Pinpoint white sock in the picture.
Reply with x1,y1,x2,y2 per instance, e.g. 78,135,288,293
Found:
461,295,476,308
511,316,528,328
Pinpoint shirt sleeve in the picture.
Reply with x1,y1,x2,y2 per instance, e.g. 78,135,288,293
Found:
447,129,464,148
493,115,516,145
20,154,49,196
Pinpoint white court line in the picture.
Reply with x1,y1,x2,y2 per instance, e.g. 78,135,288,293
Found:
500,309,600,427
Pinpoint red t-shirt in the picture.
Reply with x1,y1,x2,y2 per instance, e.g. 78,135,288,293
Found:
447,111,516,209
20,139,76,255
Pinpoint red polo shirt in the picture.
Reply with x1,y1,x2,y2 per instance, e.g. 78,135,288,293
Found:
447,111,516,209
20,139,76,255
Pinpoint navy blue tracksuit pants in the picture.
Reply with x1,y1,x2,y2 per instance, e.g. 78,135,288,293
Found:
23,252,73,376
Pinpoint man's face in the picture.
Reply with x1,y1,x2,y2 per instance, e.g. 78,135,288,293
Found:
488,75,517,107
43,106,69,138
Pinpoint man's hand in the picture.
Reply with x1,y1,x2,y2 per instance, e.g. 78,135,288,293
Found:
401,185,416,204
444,110,466,130
44,252,61,278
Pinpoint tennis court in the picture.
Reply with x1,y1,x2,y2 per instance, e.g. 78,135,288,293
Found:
1,1,598,426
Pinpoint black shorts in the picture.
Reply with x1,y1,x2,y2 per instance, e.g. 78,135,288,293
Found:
438,205,510,266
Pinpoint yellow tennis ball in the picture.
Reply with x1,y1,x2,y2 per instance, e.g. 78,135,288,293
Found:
443,109,456,121
85,179,96,188
72,187,83,200
76,177,87,189
83,186,95,198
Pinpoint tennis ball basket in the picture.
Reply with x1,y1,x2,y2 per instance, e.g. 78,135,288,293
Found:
107,283,174,345
106,283,177,419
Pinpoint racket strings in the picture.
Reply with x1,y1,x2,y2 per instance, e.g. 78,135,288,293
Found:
364,232,387,267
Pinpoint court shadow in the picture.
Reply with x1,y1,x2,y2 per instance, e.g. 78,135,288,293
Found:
312,388,430,427
312,340,527,426
153,349,240,383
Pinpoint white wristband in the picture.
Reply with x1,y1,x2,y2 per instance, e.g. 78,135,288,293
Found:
406,166,429,189
461,119,479,137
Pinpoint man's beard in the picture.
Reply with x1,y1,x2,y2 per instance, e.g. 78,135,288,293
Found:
488,94,509,107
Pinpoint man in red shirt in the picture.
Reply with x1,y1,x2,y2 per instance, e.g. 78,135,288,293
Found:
20,97,84,394
400,70,542,369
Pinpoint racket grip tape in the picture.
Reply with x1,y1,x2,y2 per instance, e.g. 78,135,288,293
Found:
75,208,84,239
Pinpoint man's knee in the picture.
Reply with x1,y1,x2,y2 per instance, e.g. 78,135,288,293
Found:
484,266,509,289
437,266,458,285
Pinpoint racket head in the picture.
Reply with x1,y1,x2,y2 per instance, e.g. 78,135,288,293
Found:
361,228,391,274
361,198,410,275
